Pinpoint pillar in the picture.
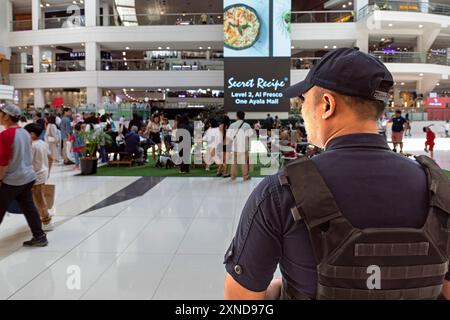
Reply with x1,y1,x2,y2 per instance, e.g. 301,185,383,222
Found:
85,42,100,71
32,0,41,30
102,2,110,26
355,0,369,20
355,32,369,53
6,0,13,32
85,0,99,27
87,87,102,107
33,45,41,73
34,88,45,108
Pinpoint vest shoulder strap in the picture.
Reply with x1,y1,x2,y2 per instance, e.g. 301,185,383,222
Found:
282,155,350,229
415,155,450,215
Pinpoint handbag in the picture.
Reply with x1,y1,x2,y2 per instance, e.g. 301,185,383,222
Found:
47,136,56,143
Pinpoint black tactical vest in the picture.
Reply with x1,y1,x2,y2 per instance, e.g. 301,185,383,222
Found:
279,155,450,300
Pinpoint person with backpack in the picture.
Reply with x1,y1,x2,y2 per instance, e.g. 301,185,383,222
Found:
224,48,450,300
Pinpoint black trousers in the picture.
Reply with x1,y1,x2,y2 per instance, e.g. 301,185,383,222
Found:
0,181,45,239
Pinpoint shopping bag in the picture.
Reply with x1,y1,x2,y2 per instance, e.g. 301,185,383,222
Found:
42,184,55,209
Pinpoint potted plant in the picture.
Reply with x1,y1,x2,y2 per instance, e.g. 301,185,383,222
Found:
79,129,112,175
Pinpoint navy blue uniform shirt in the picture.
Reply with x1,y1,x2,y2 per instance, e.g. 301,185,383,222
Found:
224,133,449,297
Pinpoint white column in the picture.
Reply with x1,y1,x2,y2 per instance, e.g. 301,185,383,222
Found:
20,52,27,73
355,32,369,53
34,88,45,109
355,0,369,20
206,50,211,60
32,0,41,30
87,87,102,107
85,0,99,27
33,45,41,73
102,2,110,26
85,42,100,71
6,0,13,32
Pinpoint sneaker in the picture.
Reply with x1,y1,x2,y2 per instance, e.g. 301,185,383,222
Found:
23,235,48,247
223,174,231,178
64,160,75,165
424,148,429,153
393,148,397,153
42,223,54,232
74,165,80,170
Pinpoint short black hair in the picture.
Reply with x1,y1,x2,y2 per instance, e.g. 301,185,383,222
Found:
237,111,245,120
395,109,402,114
63,107,71,113
1,110,20,123
47,115,56,124
24,123,44,137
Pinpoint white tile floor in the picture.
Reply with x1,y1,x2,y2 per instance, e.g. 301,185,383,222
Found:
0,135,449,300
0,164,261,300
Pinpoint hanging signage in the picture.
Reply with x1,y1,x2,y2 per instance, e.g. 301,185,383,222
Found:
224,0,291,112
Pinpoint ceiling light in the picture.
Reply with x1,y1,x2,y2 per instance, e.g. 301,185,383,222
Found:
401,82,405,85
166,88,170,91
199,46,203,50
158,47,162,50
333,45,337,49
349,2,352,5
130,88,134,91
419,73,424,76
207,47,211,50
437,83,440,86
122,52,126,56
18,47,22,50
46,3,50,7
419,24,423,28
381,38,385,41
40,4,44,8
73,1,77,4
81,43,85,46
123,57,127,61
342,4,347,8
80,0,84,3
291,46,295,49
324,45,329,49
160,11,165,15
125,47,130,50
388,23,393,27
166,47,170,50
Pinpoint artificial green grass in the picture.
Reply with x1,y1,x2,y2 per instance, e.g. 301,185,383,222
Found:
96,157,270,178
445,170,450,179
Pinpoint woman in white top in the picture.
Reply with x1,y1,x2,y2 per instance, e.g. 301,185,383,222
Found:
203,118,222,172
44,115,61,162
145,114,162,163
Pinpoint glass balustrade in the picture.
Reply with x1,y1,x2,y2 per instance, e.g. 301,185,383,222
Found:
291,10,355,23
97,13,223,27
98,59,223,71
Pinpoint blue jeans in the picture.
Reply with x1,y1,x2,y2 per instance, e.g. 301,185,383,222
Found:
74,152,83,166
99,146,107,163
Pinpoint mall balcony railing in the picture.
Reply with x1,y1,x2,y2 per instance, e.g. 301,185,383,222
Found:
370,51,450,65
9,63,34,74
40,60,86,72
98,59,224,71
39,16,86,29
11,19,32,31
291,57,321,69
358,1,450,20
97,13,223,27
291,10,355,23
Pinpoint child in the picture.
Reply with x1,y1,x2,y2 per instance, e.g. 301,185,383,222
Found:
24,123,54,231
71,123,85,170
423,125,436,159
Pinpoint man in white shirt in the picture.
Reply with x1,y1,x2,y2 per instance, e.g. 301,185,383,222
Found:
226,111,252,181
24,124,54,231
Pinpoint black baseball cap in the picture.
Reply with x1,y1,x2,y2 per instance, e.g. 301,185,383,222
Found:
285,48,394,103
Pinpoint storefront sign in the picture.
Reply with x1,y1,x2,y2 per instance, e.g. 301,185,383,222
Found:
425,97,450,108
224,0,291,112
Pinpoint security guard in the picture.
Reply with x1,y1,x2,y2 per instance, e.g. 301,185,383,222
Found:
223,48,450,300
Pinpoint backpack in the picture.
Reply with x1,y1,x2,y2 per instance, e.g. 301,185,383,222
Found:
279,155,450,300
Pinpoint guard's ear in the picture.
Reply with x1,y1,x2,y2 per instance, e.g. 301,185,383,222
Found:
321,93,336,120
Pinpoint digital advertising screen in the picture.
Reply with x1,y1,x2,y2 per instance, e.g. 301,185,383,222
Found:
224,0,292,113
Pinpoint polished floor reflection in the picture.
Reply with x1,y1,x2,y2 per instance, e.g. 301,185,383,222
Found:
0,134,449,300
0,164,260,300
